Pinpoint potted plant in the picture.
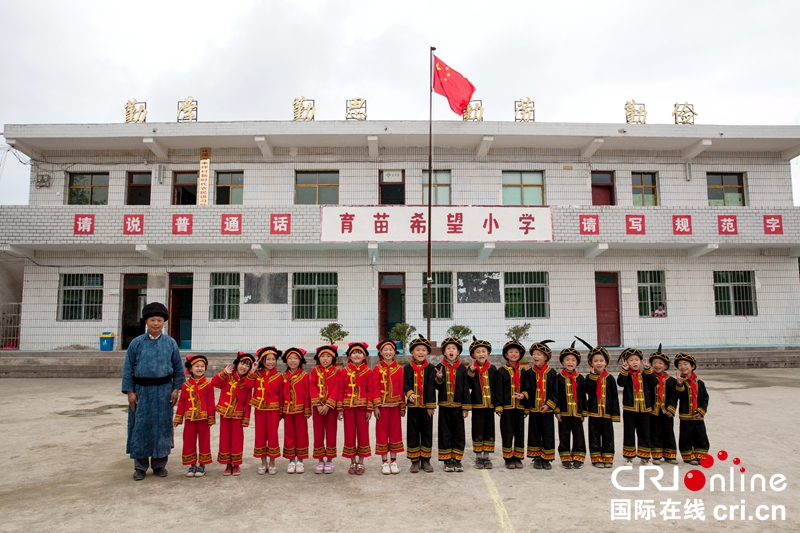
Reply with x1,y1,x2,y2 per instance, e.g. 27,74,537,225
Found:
389,322,417,355
320,322,349,345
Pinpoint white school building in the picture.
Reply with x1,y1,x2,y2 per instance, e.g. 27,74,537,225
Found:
1,120,800,352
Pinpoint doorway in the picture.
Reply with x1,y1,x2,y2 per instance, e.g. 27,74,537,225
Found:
121,274,147,348
378,273,405,342
595,272,621,347
169,273,193,349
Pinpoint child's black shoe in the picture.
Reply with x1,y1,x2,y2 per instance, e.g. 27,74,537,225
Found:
533,457,543,469
542,460,552,470
562,461,573,469
453,460,464,472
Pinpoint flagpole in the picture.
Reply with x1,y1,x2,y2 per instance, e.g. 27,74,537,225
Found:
427,46,435,342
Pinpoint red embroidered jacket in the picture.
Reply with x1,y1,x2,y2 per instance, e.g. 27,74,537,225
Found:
211,370,254,426
337,363,373,409
282,368,312,417
372,360,406,414
310,364,341,410
174,376,216,425
249,367,283,411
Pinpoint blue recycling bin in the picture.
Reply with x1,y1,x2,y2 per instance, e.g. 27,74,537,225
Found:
100,332,115,351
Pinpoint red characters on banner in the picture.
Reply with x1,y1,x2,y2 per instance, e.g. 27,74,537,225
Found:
673,215,692,235
518,214,535,235
626,215,645,235
123,214,144,235
340,213,355,233
270,214,291,235
374,212,389,234
717,215,738,235
74,214,95,235
172,214,193,235
579,215,599,235
410,213,427,234
483,213,499,234
221,214,242,235
763,215,783,235
446,213,463,234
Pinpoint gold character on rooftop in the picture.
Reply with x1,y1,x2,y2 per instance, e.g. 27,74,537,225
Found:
624,100,647,124
463,100,484,121
515,97,535,122
345,98,367,120
672,102,697,125
293,96,316,121
124,99,147,123
177,97,198,122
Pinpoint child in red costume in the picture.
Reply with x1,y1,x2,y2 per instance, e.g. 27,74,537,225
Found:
282,347,311,474
211,352,255,476
337,342,373,475
251,346,283,475
310,344,342,474
372,339,405,475
174,354,215,477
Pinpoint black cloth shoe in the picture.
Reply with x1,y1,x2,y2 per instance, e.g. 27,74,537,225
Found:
533,458,543,470
542,460,552,470
410,460,420,473
153,467,168,477
562,461,573,469
474,458,484,469
484,458,493,469
514,459,523,469
133,470,145,481
572,461,583,469
505,459,515,470
422,459,434,473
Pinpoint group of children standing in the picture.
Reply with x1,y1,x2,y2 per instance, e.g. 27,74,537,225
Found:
172,334,710,477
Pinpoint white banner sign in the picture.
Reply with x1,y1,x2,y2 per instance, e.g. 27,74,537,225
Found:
321,205,553,243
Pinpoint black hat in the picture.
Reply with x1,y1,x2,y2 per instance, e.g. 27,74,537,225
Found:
469,335,492,356
409,334,431,354
256,346,282,369
674,352,697,370
142,302,168,321
184,353,208,370
618,347,644,363
649,344,670,369
575,335,609,365
232,351,256,367
502,338,525,359
282,347,307,367
376,339,397,354
314,344,339,363
441,336,463,355
559,341,581,366
529,340,555,360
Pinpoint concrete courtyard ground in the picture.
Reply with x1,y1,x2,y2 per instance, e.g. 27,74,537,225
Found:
0,368,797,533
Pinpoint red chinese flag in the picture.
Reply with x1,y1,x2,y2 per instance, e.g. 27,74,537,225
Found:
433,56,476,116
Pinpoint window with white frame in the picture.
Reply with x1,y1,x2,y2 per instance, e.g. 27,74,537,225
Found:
59,274,103,320
210,273,240,320
713,271,757,316
637,270,666,317
504,272,549,318
293,273,338,319
422,272,452,319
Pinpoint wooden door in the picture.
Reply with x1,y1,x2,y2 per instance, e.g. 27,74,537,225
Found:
595,272,621,347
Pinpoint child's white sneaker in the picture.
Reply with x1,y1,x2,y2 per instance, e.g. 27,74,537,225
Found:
257,465,267,475
390,461,400,474
381,462,391,475
268,466,277,475
287,461,296,474
640,458,652,465
295,461,305,474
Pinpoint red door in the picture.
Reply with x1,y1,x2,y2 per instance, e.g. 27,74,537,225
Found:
595,272,621,347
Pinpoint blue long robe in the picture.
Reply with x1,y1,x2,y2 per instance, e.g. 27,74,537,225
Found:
121,333,184,459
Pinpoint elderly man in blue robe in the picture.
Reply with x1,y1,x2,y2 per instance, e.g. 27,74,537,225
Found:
122,302,184,480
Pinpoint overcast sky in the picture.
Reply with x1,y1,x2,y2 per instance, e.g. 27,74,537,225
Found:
1,0,798,204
